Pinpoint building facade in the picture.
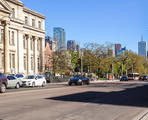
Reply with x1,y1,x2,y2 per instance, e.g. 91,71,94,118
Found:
138,40,147,57
45,36,57,52
0,0,46,74
67,40,76,52
44,43,52,72
53,27,66,51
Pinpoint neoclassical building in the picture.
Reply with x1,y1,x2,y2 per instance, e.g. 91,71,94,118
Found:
0,0,46,74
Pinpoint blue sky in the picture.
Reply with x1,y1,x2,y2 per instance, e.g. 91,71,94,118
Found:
21,0,146,52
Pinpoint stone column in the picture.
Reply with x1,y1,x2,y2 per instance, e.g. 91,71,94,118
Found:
27,35,30,74
34,37,37,74
4,21,9,74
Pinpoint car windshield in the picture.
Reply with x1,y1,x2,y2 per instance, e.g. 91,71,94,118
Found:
25,76,35,79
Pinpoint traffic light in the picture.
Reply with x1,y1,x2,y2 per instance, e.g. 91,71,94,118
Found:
77,58,81,67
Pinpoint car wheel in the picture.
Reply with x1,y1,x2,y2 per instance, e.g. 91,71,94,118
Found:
15,83,20,89
79,81,83,85
42,82,45,87
32,82,35,87
0,84,6,93
86,82,90,85
68,82,72,86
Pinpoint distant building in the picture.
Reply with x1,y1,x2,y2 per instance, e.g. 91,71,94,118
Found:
53,27,66,51
67,40,76,51
138,36,147,57
76,45,80,54
45,36,57,52
115,44,121,56
44,43,53,72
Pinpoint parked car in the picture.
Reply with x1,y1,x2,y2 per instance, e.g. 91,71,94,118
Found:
44,72,52,83
22,75,46,87
139,76,144,81
0,73,8,93
142,76,148,81
7,75,22,89
68,76,90,86
120,76,128,81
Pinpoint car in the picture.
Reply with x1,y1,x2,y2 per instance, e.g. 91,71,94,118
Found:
44,72,52,83
139,76,144,81
142,76,148,81
7,75,22,89
68,76,90,86
22,75,46,87
120,76,128,81
0,73,8,93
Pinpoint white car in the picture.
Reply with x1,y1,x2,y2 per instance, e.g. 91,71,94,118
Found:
22,75,46,87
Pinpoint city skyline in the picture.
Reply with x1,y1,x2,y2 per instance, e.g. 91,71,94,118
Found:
21,0,147,53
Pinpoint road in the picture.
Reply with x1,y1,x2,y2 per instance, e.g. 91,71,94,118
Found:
0,81,148,120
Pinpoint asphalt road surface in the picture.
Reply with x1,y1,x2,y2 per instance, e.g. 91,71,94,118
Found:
0,81,148,120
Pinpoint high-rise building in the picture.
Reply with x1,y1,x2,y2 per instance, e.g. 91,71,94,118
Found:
53,27,66,51
138,36,147,57
67,40,76,51
115,44,121,56
76,45,80,54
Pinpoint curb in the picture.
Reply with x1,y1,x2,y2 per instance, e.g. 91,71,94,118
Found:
133,110,148,120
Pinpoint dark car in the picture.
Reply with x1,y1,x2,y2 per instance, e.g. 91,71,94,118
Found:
68,76,90,86
44,72,53,83
0,73,8,93
142,76,148,81
120,76,128,81
139,76,144,81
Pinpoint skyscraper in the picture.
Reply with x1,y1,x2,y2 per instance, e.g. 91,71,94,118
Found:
67,40,76,51
138,36,147,57
53,27,66,51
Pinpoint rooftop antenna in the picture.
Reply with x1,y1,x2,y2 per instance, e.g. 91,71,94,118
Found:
141,35,143,41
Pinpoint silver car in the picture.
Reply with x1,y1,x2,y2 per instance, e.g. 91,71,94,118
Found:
7,76,22,89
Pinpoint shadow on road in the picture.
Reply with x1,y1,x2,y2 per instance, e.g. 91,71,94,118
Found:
45,85,148,108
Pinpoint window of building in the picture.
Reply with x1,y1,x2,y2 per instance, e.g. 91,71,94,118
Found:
30,38,32,50
23,36,25,49
1,53,4,69
9,53,11,68
32,19,35,27
24,56,26,70
12,31,15,45
12,54,15,69
37,39,40,51
12,8,15,18
38,21,41,29
37,58,40,71
25,16,28,25
31,57,34,70
0,28,3,44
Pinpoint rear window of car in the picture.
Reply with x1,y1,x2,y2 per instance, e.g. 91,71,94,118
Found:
25,76,35,79
38,76,43,79
7,76,16,80
16,74,24,78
